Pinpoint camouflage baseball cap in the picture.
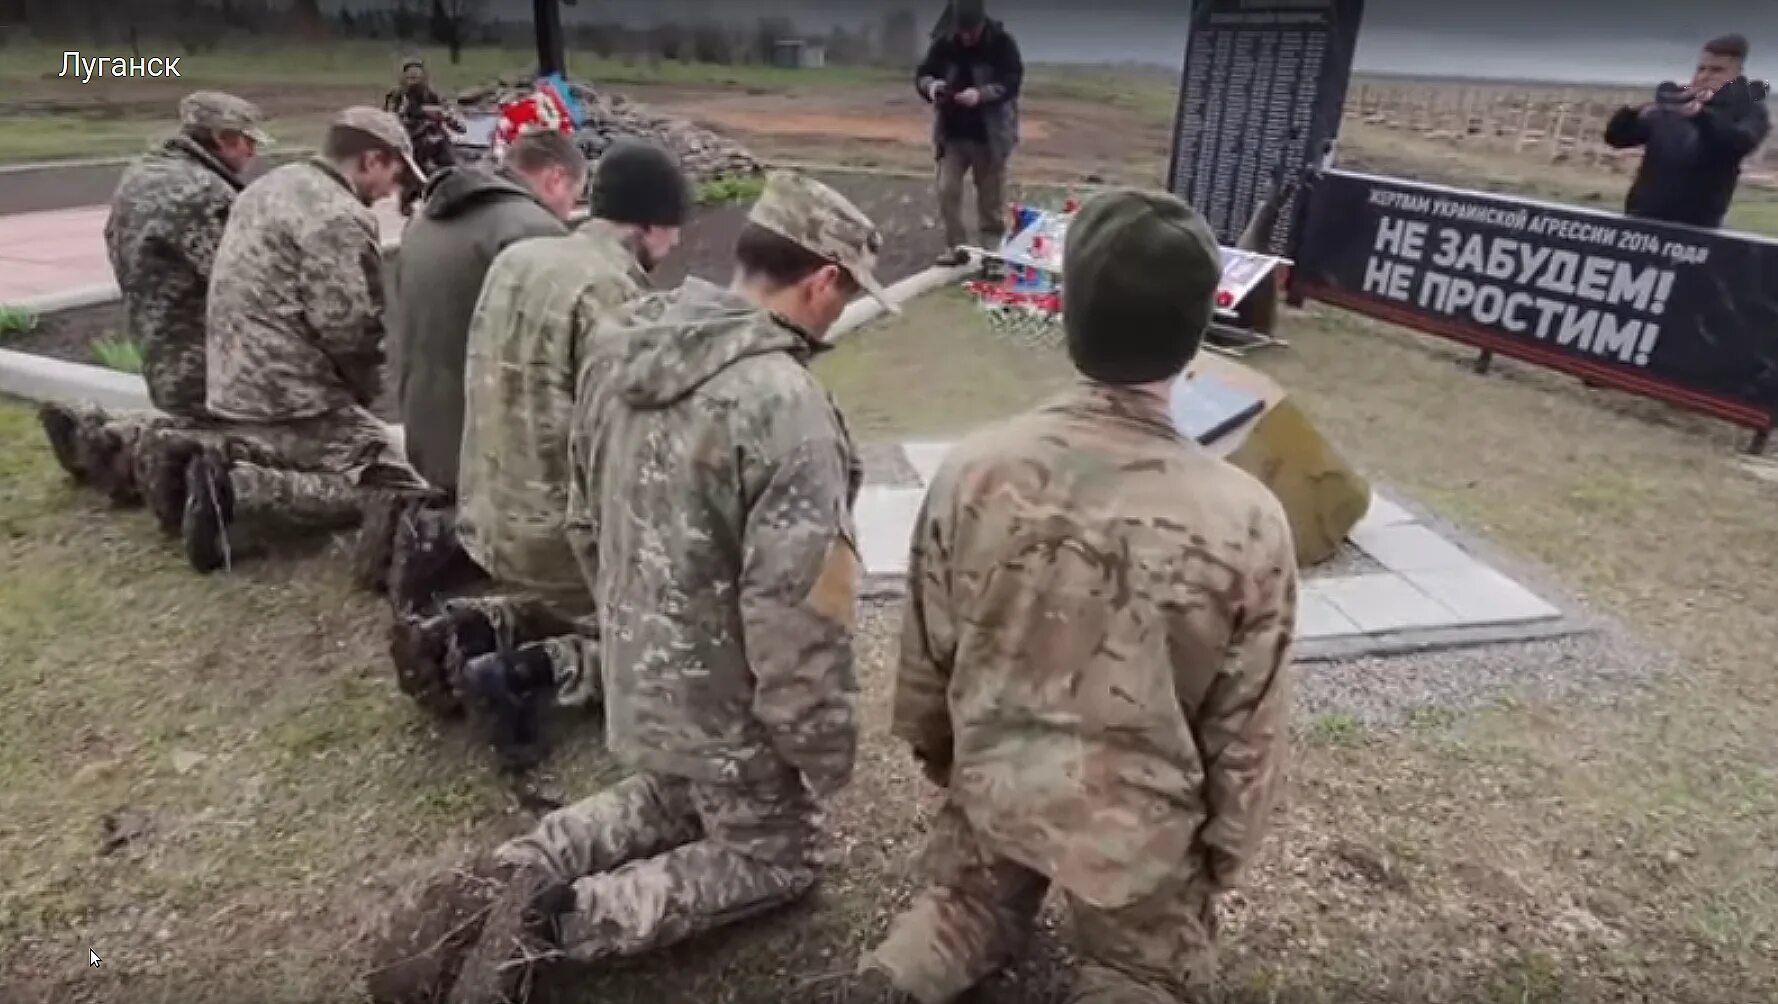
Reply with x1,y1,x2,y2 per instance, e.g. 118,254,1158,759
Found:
179,91,272,145
331,105,427,184
748,170,897,313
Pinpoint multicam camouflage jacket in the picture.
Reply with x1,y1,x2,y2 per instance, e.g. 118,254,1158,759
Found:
893,380,1299,910
206,159,387,422
567,277,863,797
104,135,245,417
456,220,651,594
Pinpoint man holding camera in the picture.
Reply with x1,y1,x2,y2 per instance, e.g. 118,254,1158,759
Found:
917,0,1023,268
1605,34,1770,230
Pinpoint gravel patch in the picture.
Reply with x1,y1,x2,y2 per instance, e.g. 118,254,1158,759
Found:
1297,618,1671,731
1306,540,1383,578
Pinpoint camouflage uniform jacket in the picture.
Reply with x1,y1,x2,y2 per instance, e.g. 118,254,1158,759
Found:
457,220,650,594
206,159,386,421
104,135,245,416
893,381,1298,910
567,277,863,796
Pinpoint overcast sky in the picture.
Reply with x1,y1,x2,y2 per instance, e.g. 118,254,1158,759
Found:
326,0,1778,85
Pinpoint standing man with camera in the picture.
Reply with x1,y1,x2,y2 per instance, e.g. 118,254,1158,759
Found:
917,0,1023,268
1605,34,1770,230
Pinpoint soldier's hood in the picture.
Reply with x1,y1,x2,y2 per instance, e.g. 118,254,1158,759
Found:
618,277,813,409
421,165,541,220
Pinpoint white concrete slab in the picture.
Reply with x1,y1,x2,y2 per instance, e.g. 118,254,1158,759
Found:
854,485,924,578
1353,492,1415,531
1295,588,1363,640
1402,566,1561,626
1314,573,1462,635
1349,521,1477,574
901,441,953,488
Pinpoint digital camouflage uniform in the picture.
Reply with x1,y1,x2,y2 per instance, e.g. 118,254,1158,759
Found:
40,92,261,513
198,109,429,561
861,383,1298,1003
486,172,892,969
443,219,658,708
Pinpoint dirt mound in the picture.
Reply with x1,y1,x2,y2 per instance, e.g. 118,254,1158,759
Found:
457,78,762,183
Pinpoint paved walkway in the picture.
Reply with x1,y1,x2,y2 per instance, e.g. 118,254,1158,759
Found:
0,202,409,306
859,441,1568,657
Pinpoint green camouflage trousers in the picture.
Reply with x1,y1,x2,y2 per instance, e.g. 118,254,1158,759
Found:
864,803,1219,1004
494,761,819,962
211,406,427,529
51,404,183,502
441,589,602,708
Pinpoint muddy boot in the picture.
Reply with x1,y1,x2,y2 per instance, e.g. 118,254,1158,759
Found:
181,451,235,574
388,505,481,615
81,423,141,506
38,402,90,483
391,612,466,718
461,646,554,774
447,867,570,1004
362,856,519,1004
143,433,206,537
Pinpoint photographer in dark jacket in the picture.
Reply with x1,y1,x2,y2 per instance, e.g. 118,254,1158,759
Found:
917,0,1023,267
1605,34,1771,229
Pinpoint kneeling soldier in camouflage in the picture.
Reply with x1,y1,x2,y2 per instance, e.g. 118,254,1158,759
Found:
364,171,884,1004
386,139,688,771
182,107,437,573
39,92,266,519
854,190,1299,1004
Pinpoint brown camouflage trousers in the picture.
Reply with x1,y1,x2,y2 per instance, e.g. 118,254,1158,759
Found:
865,803,1218,1004
440,589,601,708
211,406,427,529
494,762,819,962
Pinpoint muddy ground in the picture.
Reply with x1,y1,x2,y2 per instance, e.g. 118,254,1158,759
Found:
9,168,1079,375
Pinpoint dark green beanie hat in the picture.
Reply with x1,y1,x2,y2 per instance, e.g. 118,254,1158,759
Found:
1063,189,1221,385
592,138,690,228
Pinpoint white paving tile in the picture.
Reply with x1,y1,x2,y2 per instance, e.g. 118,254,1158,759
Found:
900,441,955,488
1315,573,1461,634
1353,492,1415,532
854,486,924,577
1403,566,1561,626
1296,588,1363,640
1349,522,1477,574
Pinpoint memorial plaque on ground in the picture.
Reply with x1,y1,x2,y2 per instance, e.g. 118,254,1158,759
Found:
1292,169,1778,435
1168,0,1365,255
1171,371,1267,445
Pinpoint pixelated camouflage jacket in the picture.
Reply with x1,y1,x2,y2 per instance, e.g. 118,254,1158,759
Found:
456,220,651,594
104,135,245,417
894,380,1299,909
567,277,863,796
206,159,386,421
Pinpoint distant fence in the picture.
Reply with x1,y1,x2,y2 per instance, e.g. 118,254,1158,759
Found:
1343,78,1778,180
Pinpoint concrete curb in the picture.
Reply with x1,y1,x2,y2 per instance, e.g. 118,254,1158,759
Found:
0,347,151,411
0,260,968,428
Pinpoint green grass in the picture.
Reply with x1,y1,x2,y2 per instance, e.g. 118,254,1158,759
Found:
814,286,1076,440
0,113,333,165
91,336,144,374
0,306,38,340
695,172,766,206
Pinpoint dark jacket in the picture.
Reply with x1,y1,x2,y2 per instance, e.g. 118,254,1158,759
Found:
392,165,567,492
915,18,1023,162
1605,77,1771,229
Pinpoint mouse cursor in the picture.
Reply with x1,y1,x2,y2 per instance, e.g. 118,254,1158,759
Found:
89,950,101,968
